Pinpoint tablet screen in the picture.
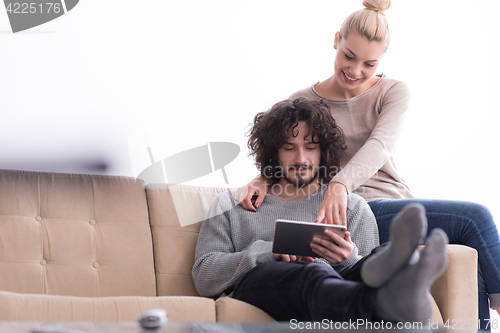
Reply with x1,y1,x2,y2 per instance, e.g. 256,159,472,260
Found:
272,219,346,257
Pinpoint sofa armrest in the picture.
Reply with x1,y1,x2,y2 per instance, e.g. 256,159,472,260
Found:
428,244,478,325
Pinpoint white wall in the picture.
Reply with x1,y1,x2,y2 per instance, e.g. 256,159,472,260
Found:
1,0,499,226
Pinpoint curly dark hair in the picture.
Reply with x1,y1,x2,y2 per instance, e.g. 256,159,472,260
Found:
247,97,346,184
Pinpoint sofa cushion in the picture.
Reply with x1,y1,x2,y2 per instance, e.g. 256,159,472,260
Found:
0,170,156,297
214,296,442,324
146,183,229,296
0,290,216,322
215,297,276,323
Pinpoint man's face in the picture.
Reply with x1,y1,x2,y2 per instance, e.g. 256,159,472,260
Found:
277,121,321,188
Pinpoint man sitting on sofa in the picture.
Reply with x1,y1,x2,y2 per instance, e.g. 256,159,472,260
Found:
192,97,448,324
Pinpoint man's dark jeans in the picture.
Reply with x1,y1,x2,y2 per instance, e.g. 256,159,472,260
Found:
231,251,381,322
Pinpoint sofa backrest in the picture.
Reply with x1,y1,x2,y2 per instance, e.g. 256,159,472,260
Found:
0,170,156,297
146,183,229,296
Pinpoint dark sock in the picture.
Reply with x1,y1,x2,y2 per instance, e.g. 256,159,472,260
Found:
361,203,427,287
376,228,449,323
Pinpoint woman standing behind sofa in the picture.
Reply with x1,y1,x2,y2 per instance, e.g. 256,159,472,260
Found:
236,0,500,330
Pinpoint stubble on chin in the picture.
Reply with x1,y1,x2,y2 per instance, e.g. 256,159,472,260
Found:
283,173,317,189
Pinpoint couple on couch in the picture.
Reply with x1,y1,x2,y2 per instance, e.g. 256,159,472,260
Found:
192,97,448,325
193,1,500,327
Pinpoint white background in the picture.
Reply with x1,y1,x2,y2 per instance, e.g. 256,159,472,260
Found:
1,1,499,218
1,0,500,323
2,0,499,212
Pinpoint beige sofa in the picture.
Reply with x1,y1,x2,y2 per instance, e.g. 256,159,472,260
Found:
0,169,478,324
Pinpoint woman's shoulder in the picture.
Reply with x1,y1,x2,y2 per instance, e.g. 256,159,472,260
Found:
373,75,411,112
288,83,319,100
289,76,409,102
377,75,410,97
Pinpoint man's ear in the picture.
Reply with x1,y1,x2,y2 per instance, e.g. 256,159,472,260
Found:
334,31,339,50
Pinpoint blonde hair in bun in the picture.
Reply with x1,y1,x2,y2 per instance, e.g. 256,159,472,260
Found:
339,0,391,50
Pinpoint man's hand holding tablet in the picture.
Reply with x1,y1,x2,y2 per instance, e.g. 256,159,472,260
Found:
272,219,355,265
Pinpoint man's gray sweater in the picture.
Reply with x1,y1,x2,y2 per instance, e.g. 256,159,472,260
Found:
192,185,379,298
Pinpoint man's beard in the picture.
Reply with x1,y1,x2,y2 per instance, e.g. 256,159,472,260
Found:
283,165,318,189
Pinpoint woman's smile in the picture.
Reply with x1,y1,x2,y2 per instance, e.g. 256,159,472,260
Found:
342,70,361,83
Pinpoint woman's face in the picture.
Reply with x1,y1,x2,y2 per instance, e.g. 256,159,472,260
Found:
333,30,386,95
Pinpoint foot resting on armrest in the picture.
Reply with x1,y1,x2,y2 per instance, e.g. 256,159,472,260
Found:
361,203,427,288
375,228,449,323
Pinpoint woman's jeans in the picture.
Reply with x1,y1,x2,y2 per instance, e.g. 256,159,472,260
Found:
369,199,500,331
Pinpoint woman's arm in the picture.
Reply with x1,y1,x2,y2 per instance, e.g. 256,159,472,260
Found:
316,81,410,224
334,81,410,193
311,193,379,267
234,174,269,211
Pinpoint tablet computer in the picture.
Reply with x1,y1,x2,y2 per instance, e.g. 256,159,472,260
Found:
272,219,346,257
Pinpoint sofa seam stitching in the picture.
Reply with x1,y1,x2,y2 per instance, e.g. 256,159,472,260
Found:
90,176,99,296
38,175,46,295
